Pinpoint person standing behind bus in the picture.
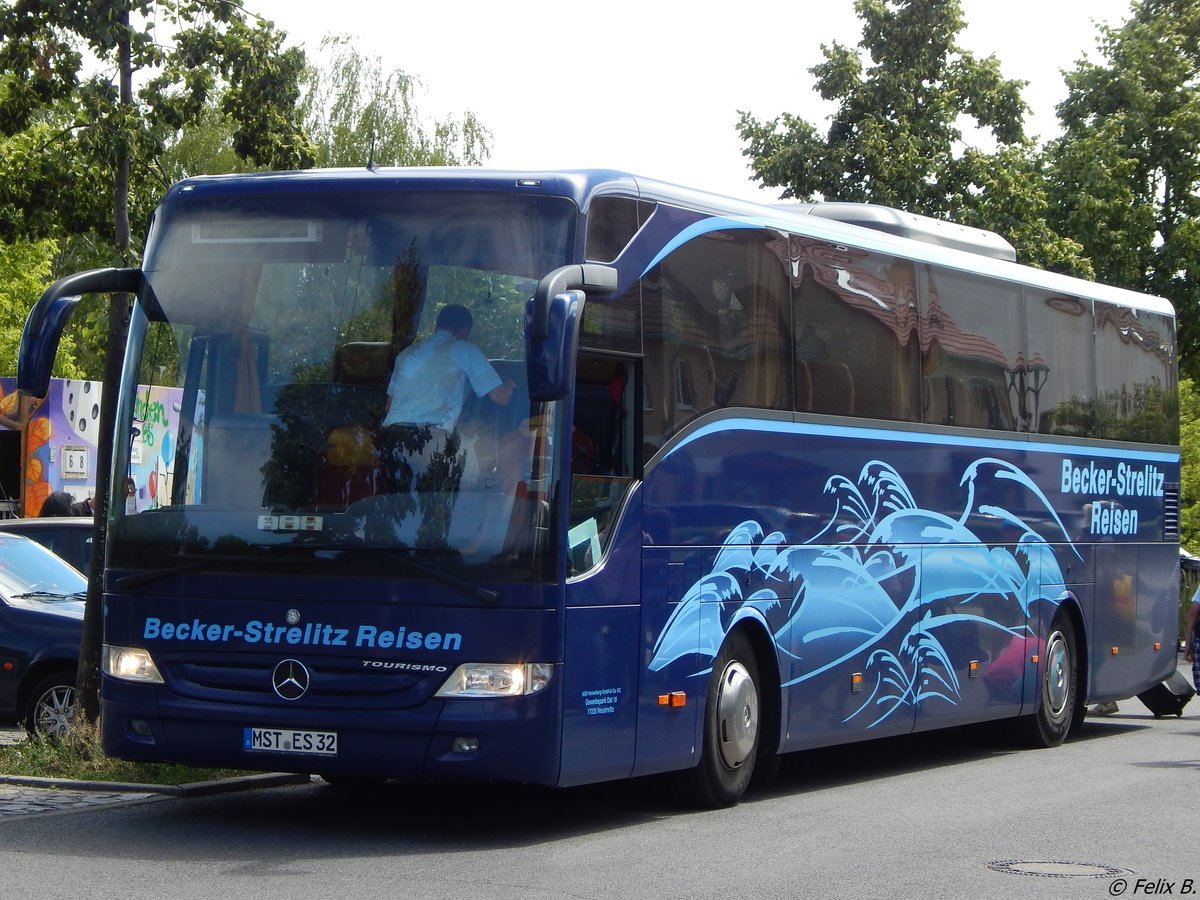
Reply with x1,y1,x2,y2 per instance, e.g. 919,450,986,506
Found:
1185,587,1200,694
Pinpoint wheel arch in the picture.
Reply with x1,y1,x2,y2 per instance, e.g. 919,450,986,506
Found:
18,659,77,717
1053,591,1089,702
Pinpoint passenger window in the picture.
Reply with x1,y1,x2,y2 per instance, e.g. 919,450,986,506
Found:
641,228,791,448
920,268,1018,430
1023,290,1094,436
584,196,655,263
791,238,920,422
1094,303,1177,443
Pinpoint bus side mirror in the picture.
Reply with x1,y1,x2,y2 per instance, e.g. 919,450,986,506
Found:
18,267,143,399
525,264,617,402
528,264,617,342
525,290,585,402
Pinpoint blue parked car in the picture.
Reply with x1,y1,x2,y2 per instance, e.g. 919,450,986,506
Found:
0,516,94,575
0,531,85,736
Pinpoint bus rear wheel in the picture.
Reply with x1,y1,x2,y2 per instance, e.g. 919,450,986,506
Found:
688,631,760,808
1025,610,1078,748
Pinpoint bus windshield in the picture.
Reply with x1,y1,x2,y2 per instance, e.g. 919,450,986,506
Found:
108,187,576,585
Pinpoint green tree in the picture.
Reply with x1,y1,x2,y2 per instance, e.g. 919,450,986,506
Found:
1045,0,1200,374
0,1,314,251
1181,379,1200,552
299,36,490,168
736,0,1086,271
0,237,86,379
0,0,315,723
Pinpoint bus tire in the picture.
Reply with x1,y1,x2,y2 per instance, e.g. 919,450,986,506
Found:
688,631,760,808
23,671,78,740
1025,610,1078,748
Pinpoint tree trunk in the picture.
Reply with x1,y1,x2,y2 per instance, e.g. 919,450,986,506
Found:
76,11,134,724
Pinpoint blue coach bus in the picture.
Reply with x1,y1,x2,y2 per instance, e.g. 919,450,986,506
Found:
19,169,1179,806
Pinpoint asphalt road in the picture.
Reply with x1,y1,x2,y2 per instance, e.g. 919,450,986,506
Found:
0,686,1196,900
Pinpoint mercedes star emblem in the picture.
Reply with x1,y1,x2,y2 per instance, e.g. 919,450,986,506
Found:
271,659,310,701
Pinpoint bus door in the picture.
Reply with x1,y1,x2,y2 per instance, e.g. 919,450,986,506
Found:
559,355,643,786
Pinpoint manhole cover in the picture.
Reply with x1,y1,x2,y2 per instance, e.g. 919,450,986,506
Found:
986,860,1134,878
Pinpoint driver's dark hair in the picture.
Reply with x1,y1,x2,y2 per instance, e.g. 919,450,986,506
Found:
435,304,473,333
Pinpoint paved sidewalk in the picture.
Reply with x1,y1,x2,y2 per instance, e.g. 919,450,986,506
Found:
0,783,158,818
0,725,24,748
0,724,309,812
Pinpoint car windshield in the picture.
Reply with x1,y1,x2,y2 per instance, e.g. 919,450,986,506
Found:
107,186,574,587
0,534,88,601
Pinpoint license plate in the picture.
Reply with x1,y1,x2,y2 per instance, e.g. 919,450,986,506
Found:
243,727,338,756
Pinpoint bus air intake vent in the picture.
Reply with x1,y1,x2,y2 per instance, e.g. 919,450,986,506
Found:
1164,482,1180,541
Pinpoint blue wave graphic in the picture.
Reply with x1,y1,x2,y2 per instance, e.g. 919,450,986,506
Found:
648,458,1076,726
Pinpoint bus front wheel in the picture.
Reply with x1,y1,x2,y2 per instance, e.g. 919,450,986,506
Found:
1025,610,1078,748
688,631,761,807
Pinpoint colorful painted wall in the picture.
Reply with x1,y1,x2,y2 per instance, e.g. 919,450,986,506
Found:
0,378,182,516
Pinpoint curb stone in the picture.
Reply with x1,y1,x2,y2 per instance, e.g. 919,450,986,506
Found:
0,772,312,796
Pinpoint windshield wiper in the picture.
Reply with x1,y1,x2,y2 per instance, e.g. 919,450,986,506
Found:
113,555,264,590
383,550,500,606
111,546,500,605
12,590,87,601
268,542,500,606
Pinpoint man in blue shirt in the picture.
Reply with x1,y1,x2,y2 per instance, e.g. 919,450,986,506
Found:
380,304,514,546
384,304,513,430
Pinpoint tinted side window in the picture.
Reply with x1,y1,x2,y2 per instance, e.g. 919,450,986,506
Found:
792,237,921,422
1094,303,1177,443
920,267,1019,430
641,228,791,449
584,196,655,263
1023,291,1095,436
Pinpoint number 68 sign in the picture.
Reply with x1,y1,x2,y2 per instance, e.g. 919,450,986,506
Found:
61,445,89,480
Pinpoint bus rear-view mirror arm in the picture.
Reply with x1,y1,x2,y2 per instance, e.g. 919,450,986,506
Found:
18,267,143,399
529,264,618,342
525,264,617,402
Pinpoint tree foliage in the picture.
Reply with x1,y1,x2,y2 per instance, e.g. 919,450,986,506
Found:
736,0,1087,272
299,36,490,169
0,237,85,378
0,0,315,250
0,0,317,724
1180,379,1200,552
1045,0,1200,375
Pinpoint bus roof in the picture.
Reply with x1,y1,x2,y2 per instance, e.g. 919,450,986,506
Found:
162,167,1175,319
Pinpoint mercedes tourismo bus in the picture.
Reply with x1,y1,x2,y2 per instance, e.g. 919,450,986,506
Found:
19,169,1180,806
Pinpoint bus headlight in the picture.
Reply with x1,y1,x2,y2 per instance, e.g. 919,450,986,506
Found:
435,663,553,698
102,644,164,683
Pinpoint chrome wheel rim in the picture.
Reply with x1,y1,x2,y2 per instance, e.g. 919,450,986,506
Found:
1045,630,1070,719
35,685,77,739
715,660,758,770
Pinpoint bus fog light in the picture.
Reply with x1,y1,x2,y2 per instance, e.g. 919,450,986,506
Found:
102,645,164,683
435,663,554,698
452,736,480,753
